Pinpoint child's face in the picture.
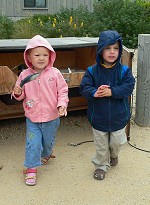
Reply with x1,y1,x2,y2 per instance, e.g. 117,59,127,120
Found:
27,46,50,72
101,42,119,66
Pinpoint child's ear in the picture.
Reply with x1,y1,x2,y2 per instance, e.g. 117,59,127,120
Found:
27,54,31,62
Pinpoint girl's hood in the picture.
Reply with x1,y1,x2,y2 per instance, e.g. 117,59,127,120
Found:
96,30,122,65
24,35,56,69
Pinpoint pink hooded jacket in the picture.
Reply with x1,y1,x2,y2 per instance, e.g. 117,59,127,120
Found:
13,35,69,122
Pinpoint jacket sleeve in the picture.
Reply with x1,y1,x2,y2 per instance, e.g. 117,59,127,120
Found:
79,67,97,100
56,70,69,108
111,67,135,99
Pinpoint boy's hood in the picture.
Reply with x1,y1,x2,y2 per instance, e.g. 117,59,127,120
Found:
96,30,122,64
24,35,56,69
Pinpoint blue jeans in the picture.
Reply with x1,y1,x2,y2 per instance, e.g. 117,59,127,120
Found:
24,117,60,168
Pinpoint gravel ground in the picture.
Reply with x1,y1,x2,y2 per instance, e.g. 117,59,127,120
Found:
0,50,150,205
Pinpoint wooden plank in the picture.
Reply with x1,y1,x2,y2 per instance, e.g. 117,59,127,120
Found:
75,46,96,70
54,50,75,69
122,46,133,140
135,34,150,126
7,0,14,16
13,0,23,17
66,0,73,9
62,71,85,87
67,96,88,111
60,0,67,8
0,99,24,120
49,0,58,14
0,0,7,15
0,52,24,69
0,66,18,95
122,46,133,68
72,0,79,9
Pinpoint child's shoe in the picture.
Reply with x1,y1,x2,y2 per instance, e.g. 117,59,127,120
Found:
94,169,105,180
23,168,37,186
110,156,118,166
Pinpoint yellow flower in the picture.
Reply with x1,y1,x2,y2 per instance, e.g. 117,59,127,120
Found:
80,22,84,28
74,23,77,29
70,16,73,23
40,21,43,26
53,23,56,28
60,35,62,38
69,16,73,25
53,18,56,24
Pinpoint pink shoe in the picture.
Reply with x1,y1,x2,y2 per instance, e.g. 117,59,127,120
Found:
23,168,37,186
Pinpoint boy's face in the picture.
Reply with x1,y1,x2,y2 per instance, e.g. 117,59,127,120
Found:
27,46,50,72
101,42,119,67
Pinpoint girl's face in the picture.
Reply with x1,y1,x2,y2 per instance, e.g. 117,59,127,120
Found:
28,46,50,72
101,42,119,67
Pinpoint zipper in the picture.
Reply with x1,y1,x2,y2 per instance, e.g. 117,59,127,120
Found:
108,71,111,131
38,78,42,122
90,102,95,125
124,98,128,122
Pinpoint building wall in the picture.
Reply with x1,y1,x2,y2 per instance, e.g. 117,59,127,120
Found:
0,0,96,20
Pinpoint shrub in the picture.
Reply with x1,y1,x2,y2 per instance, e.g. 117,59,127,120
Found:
93,0,150,48
0,16,14,39
31,6,94,38
12,18,42,39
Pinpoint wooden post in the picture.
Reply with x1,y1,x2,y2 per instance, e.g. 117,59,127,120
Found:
135,34,150,126
122,46,134,141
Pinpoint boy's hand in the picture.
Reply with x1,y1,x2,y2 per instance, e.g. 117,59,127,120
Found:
94,85,112,98
58,106,67,117
13,85,22,96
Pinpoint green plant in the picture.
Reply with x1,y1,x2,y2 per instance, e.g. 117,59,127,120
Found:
11,0,150,48
12,18,42,39
93,0,150,48
0,15,14,39
35,6,94,38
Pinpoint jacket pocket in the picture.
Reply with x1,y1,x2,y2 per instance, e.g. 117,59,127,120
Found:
24,99,38,113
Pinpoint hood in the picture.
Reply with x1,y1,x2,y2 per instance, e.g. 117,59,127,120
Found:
96,30,122,65
24,35,56,69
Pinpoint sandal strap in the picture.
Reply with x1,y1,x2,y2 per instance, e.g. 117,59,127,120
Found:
41,154,56,165
50,154,56,158
23,168,37,174
25,176,36,180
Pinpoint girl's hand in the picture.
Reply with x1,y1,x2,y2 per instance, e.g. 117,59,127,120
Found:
58,106,67,117
13,85,22,96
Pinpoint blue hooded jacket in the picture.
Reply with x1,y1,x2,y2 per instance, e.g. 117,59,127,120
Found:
79,30,135,132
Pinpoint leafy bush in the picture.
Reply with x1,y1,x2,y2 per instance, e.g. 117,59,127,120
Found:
93,0,150,48
0,16,14,39
12,18,42,39
30,6,94,38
